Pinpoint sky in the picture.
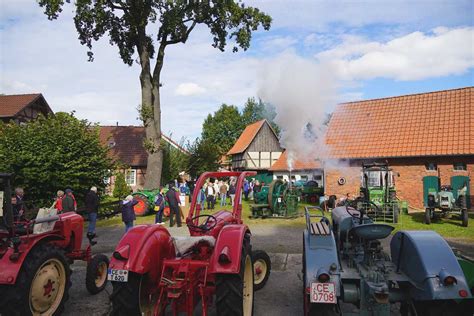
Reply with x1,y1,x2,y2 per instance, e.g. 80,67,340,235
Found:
1,0,473,142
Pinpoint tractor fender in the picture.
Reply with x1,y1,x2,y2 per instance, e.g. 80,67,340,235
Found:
210,224,251,274
0,233,64,285
391,230,472,301
108,224,175,283
303,229,341,297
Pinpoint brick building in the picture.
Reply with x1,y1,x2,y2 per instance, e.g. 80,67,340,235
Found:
324,87,473,210
99,126,189,192
0,93,53,123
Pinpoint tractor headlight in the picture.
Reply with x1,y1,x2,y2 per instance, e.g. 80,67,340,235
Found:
439,269,457,286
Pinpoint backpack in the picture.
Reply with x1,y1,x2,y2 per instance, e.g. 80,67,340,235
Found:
155,193,164,206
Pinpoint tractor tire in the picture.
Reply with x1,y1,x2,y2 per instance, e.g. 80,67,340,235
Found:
393,204,399,224
252,250,271,291
1,243,72,316
424,208,431,225
216,243,254,316
110,272,142,316
86,254,109,294
461,209,468,227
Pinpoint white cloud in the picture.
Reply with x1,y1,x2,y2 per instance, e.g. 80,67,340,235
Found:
316,27,474,81
174,82,206,96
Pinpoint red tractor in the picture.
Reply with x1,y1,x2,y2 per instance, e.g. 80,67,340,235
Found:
109,171,271,315
0,173,109,315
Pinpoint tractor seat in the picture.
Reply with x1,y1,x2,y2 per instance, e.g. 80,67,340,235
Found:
310,221,330,235
172,236,216,257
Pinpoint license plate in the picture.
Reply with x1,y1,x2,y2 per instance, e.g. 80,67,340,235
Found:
310,282,337,304
107,269,129,282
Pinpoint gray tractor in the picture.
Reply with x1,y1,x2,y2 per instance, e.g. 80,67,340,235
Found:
424,175,470,227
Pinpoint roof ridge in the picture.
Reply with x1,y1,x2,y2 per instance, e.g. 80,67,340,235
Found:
0,93,42,97
341,86,473,105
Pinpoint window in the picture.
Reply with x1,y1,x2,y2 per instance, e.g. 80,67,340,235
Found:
425,163,437,171
300,175,308,181
453,162,467,171
125,169,137,186
276,176,283,180
367,171,381,187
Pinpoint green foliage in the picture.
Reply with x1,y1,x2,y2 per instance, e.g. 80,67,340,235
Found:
38,1,272,66
241,97,280,135
161,138,189,184
112,172,130,199
200,98,281,156
201,104,244,155
187,138,221,178
0,113,113,207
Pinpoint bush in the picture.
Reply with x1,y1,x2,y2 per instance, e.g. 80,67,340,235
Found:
0,112,113,207
113,172,130,199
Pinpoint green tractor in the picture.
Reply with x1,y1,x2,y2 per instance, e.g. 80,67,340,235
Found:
294,180,324,204
132,188,168,216
359,163,401,223
423,175,470,227
251,179,300,218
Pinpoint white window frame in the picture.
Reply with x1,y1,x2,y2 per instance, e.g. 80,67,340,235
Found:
453,162,467,171
125,169,137,186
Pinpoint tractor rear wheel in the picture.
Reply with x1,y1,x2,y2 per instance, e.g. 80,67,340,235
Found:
2,244,71,316
461,209,468,227
86,254,109,294
252,250,271,291
110,272,142,316
216,243,254,316
424,208,431,225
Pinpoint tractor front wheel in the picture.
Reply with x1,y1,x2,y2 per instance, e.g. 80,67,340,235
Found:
252,250,271,291
216,244,254,316
3,244,71,316
424,208,431,225
86,254,109,294
110,273,142,316
461,209,468,227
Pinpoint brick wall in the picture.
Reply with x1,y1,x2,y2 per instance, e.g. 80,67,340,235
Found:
324,156,473,211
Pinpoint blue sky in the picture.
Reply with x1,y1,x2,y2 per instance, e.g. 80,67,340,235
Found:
1,0,473,142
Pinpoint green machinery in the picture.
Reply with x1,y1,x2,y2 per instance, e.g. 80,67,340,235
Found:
423,175,470,227
251,179,300,218
294,180,324,204
360,163,402,223
132,188,168,216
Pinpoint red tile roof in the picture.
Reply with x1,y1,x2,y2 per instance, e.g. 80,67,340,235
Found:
99,126,148,167
0,93,50,117
99,126,189,167
325,87,474,159
270,150,322,171
227,120,266,155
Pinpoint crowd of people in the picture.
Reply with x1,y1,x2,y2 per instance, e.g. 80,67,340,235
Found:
8,176,274,238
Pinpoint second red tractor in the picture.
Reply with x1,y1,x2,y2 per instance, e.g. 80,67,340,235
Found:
109,171,270,315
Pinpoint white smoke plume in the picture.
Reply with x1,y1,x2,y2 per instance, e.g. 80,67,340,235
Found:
257,52,338,169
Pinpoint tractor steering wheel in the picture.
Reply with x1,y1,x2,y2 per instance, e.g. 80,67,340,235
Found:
188,215,218,233
345,198,382,224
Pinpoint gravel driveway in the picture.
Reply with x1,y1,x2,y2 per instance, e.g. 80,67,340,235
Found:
63,223,473,315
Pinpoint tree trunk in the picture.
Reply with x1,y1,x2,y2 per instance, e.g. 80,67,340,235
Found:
138,36,163,190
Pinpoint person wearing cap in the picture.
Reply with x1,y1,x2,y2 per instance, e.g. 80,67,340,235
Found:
62,189,76,213
121,195,138,232
85,186,99,239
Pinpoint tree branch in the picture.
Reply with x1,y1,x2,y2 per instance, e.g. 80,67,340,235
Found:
164,21,197,45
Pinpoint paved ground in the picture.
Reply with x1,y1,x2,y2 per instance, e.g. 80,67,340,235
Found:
63,223,474,316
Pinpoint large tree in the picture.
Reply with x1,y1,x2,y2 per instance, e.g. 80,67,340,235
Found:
39,0,272,189
241,97,279,135
0,113,112,206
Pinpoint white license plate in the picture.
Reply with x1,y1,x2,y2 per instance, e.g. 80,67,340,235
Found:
107,269,129,282
310,282,337,304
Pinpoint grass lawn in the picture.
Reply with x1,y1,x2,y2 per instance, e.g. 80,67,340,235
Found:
95,198,474,241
